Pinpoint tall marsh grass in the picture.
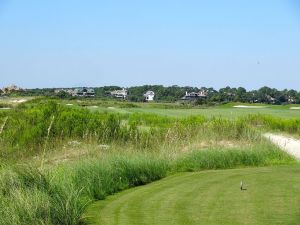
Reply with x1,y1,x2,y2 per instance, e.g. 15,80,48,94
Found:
0,101,264,159
0,155,169,225
174,143,294,172
247,114,300,135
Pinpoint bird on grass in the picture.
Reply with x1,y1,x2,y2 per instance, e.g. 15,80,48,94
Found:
240,181,247,191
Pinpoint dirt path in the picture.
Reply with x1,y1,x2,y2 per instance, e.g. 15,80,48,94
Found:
264,133,300,160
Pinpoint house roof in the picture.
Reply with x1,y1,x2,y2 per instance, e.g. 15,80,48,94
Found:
144,91,155,96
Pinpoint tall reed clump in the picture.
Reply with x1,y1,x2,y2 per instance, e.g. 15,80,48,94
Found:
0,154,169,225
173,142,294,172
71,154,169,201
247,114,300,135
0,101,158,158
205,117,260,141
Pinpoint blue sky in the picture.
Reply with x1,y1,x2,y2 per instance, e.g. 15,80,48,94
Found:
0,0,300,89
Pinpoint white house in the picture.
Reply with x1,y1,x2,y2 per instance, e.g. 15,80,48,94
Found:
111,88,128,99
144,91,155,101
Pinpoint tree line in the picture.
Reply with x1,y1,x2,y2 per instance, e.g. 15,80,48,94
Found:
3,85,300,104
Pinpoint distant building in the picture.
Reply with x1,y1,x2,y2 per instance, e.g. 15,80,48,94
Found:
288,96,295,103
72,88,95,97
144,91,155,101
198,90,208,97
181,90,208,100
2,84,23,94
111,88,127,99
266,95,276,104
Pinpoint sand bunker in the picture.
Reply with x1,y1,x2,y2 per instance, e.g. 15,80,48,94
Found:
233,105,266,109
290,107,300,110
11,99,27,103
264,133,300,159
66,103,74,106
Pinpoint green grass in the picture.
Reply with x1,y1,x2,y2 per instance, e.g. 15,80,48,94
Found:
1,99,299,225
89,104,300,119
0,144,293,225
85,163,300,225
0,154,169,225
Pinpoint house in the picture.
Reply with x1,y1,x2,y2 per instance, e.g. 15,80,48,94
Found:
181,90,208,100
198,90,208,97
110,88,127,99
266,95,276,104
181,92,198,100
143,91,155,101
288,96,296,103
2,85,23,94
72,88,95,97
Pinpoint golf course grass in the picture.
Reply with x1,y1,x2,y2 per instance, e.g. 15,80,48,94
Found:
85,164,300,225
88,105,300,119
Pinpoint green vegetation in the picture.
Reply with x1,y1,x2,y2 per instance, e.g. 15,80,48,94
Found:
0,146,293,225
90,104,300,119
86,164,300,225
0,155,168,225
174,145,293,171
6,85,300,105
1,99,300,160
0,99,299,225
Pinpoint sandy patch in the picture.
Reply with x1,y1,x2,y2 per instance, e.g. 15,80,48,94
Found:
11,99,27,103
66,103,74,106
290,107,300,110
233,105,266,109
264,133,300,159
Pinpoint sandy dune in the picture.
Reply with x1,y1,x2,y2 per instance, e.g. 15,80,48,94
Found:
264,133,300,159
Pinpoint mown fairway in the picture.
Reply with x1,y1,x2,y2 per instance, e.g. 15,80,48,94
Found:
85,164,300,225
87,104,300,119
